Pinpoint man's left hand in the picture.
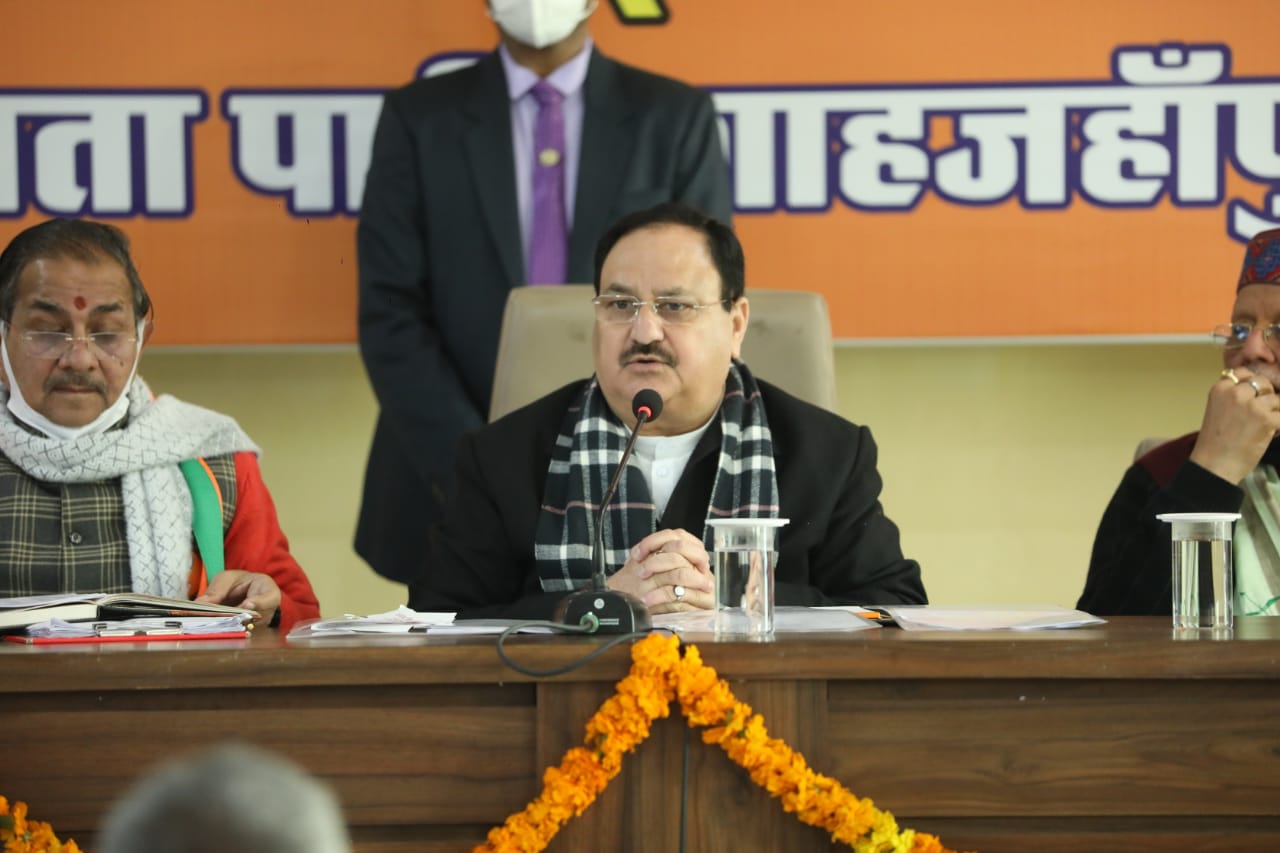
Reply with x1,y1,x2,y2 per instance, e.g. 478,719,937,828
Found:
197,570,282,624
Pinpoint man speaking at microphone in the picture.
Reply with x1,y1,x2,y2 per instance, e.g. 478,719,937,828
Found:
411,203,926,618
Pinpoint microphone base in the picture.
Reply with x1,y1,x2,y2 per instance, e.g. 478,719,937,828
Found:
554,589,652,634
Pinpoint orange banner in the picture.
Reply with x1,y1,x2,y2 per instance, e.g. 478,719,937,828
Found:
2,0,1277,344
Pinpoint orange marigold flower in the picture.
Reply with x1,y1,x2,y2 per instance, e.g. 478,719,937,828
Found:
0,800,83,853
908,832,955,853
472,636,964,853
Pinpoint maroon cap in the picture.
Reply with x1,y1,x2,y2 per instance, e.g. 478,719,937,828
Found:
1239,228,1280,289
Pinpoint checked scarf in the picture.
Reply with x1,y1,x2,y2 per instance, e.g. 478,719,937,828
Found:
534,360,780,592
0,377,259,598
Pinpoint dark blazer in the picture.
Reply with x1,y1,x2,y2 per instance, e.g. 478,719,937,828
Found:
356,48,733,583
410,379,927,619
1079,432,1280,615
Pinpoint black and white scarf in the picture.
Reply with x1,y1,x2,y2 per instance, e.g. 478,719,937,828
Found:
534,360,779,592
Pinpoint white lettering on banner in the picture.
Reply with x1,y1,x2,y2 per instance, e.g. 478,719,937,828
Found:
934,105,1068,206
222,91,383,215
1230,192,1280,238
714,91,835,211
837,108,929,209
4,43,1272,245
0,91,205,217
708,43,1279,241
1078,103,1170,206
192,43,1280,239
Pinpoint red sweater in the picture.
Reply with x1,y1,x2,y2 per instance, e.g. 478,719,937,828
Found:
226,452,321,630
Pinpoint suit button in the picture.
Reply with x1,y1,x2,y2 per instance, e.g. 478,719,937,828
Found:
68,531,83,545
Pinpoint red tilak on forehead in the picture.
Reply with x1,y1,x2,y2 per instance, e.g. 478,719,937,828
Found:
73,296,87,310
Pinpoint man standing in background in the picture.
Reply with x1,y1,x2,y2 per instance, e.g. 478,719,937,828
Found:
356,0,733,584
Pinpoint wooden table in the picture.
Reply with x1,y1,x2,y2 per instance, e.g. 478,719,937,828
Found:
4,617,1280,852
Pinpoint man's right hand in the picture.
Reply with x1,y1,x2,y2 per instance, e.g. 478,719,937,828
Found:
605,528,714,613
1189,367,1280,484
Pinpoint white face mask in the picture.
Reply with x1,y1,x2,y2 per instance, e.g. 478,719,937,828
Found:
0,320,145,442
489,0,596,50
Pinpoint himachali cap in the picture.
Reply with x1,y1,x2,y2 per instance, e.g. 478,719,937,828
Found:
1239,228,1280,289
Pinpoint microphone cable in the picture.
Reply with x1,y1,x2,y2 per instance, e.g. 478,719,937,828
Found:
494,621,673,678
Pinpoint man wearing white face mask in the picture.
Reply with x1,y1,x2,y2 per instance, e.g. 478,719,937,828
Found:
356,0,733,587
0,219,321,630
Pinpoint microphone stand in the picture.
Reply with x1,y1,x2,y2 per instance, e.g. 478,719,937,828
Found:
590,408,651,589
554,399,657,634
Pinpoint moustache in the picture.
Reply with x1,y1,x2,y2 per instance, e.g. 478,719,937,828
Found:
46,372,108,396
620,343,676,367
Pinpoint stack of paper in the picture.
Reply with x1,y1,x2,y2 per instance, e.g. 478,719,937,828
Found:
287,606,455,639
26,616,249,639
880,605,1106,631
653,605,881,634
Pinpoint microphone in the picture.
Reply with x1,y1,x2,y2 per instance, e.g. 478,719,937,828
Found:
554,389,661,634
591,389,662,588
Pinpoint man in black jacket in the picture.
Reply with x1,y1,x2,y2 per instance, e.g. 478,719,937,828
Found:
1079,228,1280,616
411,203,925,618
356,1,732,585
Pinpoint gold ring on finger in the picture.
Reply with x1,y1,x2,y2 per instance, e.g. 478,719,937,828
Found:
1248,378,1264,397
1221,368,1240,384
673,584,686,602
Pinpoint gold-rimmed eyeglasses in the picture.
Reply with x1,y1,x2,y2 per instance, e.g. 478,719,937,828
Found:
591,295,727,325
1212,323,1280,353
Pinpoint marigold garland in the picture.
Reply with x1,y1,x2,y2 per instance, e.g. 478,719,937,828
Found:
476,633,967,853
0,797,83,853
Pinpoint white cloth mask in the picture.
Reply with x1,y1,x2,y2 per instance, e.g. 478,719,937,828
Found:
0,320,145,441
489,0,596,50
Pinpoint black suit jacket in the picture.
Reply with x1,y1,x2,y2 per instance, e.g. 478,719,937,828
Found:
1078,433,1280,615
410,379,927,618
356,48,733,582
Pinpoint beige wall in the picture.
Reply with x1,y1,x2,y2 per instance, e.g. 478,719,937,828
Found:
141,342,1216,617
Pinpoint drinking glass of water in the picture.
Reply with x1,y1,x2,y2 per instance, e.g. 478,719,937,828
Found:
706,518,789,639
1157,512,1240,636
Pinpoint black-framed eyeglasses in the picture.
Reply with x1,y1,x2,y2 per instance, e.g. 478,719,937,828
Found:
1212,323,1280,351
591,295,728,325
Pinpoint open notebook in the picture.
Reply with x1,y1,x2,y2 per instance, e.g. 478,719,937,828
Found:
0,592,253,633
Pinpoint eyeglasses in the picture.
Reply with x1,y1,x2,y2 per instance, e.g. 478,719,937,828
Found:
13,329,138,362
1212,323,1280,352
592,295,728,325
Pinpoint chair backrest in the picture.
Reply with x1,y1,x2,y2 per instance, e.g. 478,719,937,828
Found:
488,285,837,421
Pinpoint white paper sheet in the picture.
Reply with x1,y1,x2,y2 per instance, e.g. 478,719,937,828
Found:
881,604,1106,631
652,605,880,634
287,606,455,638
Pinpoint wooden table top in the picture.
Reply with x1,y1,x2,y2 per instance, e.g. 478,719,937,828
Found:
5,615,1279,692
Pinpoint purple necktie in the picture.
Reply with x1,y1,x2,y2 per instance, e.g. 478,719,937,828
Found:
528,80,567,286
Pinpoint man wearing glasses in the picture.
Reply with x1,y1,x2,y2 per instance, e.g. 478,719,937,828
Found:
1080,228,1280,617
0,218,320,629
412,202,925,618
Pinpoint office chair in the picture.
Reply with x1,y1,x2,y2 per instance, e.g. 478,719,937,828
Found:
488,285,837,421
